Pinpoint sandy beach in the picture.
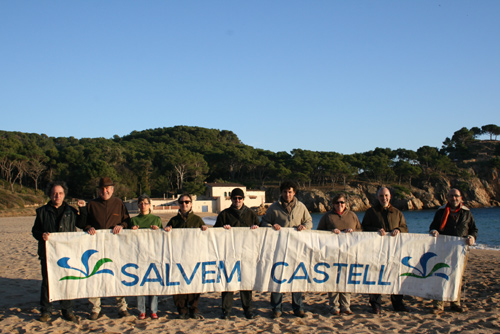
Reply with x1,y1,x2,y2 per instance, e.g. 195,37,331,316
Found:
1,215,499,333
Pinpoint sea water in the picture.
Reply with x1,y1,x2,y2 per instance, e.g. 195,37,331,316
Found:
312,206,500,250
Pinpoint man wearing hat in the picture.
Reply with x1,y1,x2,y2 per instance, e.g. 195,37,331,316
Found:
77,177,131,320
214,188,260,320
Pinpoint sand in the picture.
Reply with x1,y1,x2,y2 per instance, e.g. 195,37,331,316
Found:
1,215,499,333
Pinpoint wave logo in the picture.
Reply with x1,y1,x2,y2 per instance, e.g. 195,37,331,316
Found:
400,252,450,280
57,249,114,281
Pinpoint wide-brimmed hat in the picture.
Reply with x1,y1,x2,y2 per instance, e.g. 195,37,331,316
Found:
97,177,114,188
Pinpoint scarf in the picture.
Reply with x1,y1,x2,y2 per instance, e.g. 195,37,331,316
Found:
280,197,297,214
439,204,461,231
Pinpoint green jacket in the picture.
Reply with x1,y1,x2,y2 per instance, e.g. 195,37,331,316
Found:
131,213,163,229
167,211,205,228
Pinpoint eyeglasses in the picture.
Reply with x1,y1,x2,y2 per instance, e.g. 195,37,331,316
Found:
232,196,244,200
335,201,345,204
138,202,150,206
179,201,192,204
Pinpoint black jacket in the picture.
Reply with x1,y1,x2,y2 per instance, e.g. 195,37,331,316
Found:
32,202,82,258
429,205,478,239
214,205,259,228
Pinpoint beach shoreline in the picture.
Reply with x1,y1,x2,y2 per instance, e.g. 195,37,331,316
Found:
1,216,499,333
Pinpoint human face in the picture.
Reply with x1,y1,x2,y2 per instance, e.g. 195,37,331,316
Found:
377,188,391,208
333,197,346,214
178,196,192,214
231,195,244,209
447,189,462,209
50,185,65,208
99,186,114,201
281,187,296,203
138,200,151,215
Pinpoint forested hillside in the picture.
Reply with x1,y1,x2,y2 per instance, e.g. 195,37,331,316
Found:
1,125,499,202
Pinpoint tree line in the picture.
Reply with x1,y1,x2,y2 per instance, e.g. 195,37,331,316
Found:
1,124,499,199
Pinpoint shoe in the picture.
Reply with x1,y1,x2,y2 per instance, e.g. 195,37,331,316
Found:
179,313,189,319
371,306,381,314
330,309,340,315
450,304,465,313
220,312,232,320
343,309,353,315
190,312,203,319
432,307,444,315
294,310,306,318
39,312,51,322
138,313,146,320
271,311,282,319
119,310,130,318
62,311,77,322
394,305,410,312
245,312,257,319
151,313,158,319
89,312,101,320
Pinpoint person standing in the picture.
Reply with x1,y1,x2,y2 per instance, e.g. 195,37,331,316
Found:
317,192,362,315
165,194,208,319
130,194,163,320
78,177,131,320
214,188,260,320
32,181,84,322
429,188,478,313
361,187,409,314
261,181,313,319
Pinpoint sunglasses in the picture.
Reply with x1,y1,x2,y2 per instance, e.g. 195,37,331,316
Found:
179,201,192,204
335,201,346,204
232,196,244,200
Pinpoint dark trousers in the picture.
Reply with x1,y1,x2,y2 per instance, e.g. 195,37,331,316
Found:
40,258,73,313
222,291,253,315
270,292,303,312
369,294,404,309
173,294,200,315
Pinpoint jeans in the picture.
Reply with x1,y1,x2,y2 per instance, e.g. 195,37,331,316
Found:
270,292,303,312
137,295,158,314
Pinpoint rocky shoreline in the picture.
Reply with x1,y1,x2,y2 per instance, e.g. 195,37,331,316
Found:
289,175,500,213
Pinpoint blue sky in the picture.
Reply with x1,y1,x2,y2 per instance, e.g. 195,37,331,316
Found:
1,1,499,154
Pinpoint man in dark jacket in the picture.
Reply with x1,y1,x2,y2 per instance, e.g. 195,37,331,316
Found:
362,187,409,314
429,188,478,313
214,188,259,320
77,177,131,320
32,181,84,322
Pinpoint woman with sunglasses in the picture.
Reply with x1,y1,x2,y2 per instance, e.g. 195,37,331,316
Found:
130,194,163,320
164,193,208,319
317,192,362,316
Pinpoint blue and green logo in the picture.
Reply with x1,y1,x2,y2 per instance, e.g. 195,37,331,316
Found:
57,249,114,281
401,252,450,280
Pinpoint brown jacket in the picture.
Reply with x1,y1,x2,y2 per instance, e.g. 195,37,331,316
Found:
81,196,130,230
317,209,362,232
361,204,408,233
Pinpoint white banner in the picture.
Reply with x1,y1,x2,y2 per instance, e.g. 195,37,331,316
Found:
47,228,467,302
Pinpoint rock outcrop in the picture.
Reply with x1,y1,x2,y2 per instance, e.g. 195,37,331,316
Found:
265,174,500,213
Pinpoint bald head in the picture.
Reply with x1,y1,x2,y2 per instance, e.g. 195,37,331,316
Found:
377,187,391,208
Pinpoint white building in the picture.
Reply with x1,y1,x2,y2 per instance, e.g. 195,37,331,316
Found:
125,183,266,214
